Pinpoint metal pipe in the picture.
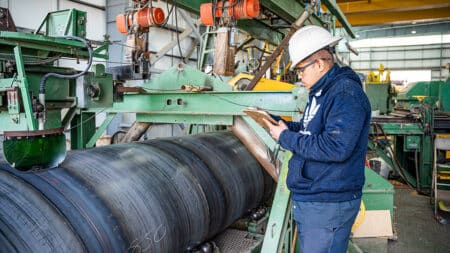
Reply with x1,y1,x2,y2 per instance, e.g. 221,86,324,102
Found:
66,0,106,11
0,132,273,252
119,121,151,143
231,116,278,181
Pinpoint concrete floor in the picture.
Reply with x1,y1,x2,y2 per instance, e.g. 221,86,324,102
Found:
387,186,450,253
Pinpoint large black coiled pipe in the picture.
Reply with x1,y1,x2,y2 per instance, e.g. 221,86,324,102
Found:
0,131,273,252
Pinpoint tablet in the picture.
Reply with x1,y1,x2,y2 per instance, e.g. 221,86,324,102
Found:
243,108,278,130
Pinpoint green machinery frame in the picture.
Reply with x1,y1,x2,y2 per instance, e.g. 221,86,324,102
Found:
369,79,450,193
0,9,111,153
369,121,433,192
0,30,110,129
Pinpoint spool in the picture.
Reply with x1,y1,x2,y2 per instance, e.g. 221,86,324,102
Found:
116,7,165,34
0,132,273,252
232,0,260,19
200,0,260,26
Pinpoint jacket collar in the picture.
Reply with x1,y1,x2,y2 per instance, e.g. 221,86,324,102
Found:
309,64,339,96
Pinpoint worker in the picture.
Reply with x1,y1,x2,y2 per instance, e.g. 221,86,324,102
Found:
263,25,371,253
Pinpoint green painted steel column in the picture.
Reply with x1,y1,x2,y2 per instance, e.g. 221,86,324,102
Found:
261,151,292,253
70,111,96,149
86,113,116,148
321,0,355,38
13,45,37,130
421,134,433,190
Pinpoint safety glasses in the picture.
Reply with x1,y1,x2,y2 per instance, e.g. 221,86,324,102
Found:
294,59,317,74
294,57,332,75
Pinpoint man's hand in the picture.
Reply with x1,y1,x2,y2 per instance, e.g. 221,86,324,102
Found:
263,118,288,142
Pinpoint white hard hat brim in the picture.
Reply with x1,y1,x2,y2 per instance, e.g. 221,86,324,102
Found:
289,36,342,71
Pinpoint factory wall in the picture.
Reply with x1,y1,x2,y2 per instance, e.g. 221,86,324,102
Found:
345,43,450,82
106,0,199,72
338,28,450,82
0,0,105,39
0,0,106,71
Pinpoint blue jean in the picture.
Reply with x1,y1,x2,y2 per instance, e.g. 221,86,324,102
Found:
292,198,361,253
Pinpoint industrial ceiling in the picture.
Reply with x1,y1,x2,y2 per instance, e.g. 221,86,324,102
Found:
332,0,450,26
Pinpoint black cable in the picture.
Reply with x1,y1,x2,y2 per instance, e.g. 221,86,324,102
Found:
414,149,421,192
161,0,175,26
173,0,185,63
141,87,182,92
39,36,93,95
0,54,61,65
110,130,127,144
208,93,301,113
66,108,106,131
212,0,217,26
371,122,428,194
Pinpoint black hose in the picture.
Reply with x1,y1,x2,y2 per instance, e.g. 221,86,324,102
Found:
414,149,421,192
371,122,428,195
39,35,93,95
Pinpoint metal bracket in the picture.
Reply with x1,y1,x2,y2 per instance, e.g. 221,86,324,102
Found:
6,87,20,123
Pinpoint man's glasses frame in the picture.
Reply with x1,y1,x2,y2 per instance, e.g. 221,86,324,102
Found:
294,57,332,74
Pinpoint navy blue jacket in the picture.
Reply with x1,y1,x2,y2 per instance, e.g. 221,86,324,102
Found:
278,64,371,202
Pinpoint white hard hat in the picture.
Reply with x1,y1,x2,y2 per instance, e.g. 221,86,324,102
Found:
288,25,342,70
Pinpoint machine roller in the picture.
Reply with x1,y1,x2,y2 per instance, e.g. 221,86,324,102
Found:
0,132,273,253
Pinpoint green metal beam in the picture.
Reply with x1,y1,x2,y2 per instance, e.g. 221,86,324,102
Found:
111,92,298,117
164,0,206,15
259,0,323,25
14,46,37,130
137,114,234,125
86,113,116,148
237,19,284,45
372,122,424,135
0,31,108,59
321,0,355,38
261,152,292,253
